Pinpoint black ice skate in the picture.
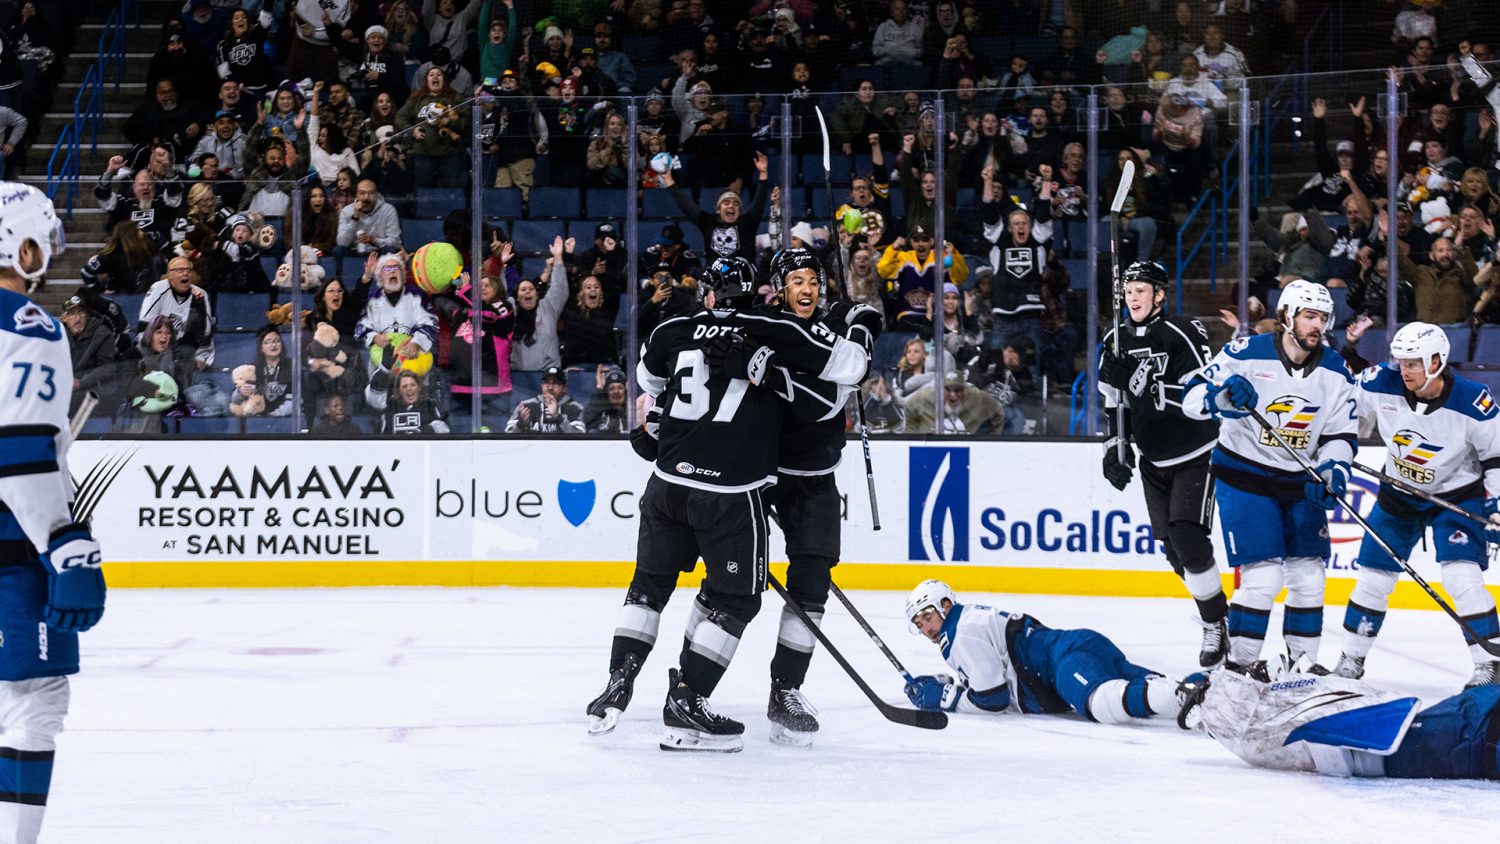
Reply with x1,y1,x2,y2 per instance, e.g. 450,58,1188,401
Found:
586,652,642,736
1224,660,1270,683
1195,617,1227,668
1332,653,1365,680
660,668,744,753
1176,674,1211,731
767,681,819,747
1465,660,1499,689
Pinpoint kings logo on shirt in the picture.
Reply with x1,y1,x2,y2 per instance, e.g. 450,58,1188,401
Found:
1259,395,1318,451
1389,429,1443,486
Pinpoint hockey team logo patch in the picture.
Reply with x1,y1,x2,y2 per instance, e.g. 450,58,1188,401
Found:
556,479,597,527
1260,396,1317,451
908,447,969,562
1390,430,1443,486
1475,389,1495,417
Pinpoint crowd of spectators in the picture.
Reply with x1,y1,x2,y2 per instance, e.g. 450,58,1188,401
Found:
27,0,1500,434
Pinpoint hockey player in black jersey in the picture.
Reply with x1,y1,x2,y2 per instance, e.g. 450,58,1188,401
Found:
747,249,882,747
586,256,868,752
1097,261,1229,667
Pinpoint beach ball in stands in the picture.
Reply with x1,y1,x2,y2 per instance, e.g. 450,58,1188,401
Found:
411,242,463,295
841,207,864,235
650,152,674,174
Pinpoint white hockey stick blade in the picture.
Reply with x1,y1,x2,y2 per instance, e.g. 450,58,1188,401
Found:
815,106,832,171
1110,160,1136,215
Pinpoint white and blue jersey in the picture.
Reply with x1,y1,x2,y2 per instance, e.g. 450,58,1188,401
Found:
936,603,1160,721
0,288,81,679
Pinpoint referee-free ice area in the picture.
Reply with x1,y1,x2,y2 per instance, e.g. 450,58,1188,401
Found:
56,588,1496,843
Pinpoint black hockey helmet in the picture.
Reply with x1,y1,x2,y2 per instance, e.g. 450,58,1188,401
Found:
699,256,758,310
769,247,827,296
1121,260,1170,290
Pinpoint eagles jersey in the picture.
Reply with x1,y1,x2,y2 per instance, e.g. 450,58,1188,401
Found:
0,288,76,556
1098,311,1218,467
637,308,867,492
1185,333,1359,498
1356,364,1500,506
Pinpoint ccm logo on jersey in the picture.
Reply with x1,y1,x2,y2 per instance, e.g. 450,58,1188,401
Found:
674,462,722,478
61,550,103,569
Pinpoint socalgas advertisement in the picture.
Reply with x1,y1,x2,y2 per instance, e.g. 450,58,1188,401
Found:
69,439,1443,593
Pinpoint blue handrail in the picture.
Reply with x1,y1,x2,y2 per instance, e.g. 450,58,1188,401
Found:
44,1,134,219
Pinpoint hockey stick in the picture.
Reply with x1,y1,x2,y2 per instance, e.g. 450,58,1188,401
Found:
1237,402,1500,656
70,391,99,439
768,573,947,729
815,105,881,530
1350,460,1491,529
829,582,916,684
1108,160,1137,463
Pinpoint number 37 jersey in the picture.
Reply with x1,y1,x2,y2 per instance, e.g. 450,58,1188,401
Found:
637,308,868,492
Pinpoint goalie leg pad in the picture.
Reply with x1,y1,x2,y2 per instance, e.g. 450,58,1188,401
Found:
1341,568,1399,660
1228,561,1282,665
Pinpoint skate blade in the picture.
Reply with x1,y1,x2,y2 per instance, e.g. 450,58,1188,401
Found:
768,723,815,748
588,708,622,736
659,727,743,753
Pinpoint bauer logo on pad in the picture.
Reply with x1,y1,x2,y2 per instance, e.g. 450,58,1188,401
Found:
909,447,969,562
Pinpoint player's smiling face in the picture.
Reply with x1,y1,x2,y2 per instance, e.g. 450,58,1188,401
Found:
783,269,819,318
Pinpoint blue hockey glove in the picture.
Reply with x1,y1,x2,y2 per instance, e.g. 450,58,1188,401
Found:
1102,438,1135,491
1204,375,1257,419
40,523,106,633
1484,498,1500,546
904,674,963,712
1304,460,1350,510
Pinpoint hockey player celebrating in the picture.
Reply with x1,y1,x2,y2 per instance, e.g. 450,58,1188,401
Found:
1097,261,1228,668
585,257,868,752
1334,322,1500,686
0,183,108,843
1182,279,1359,676
902,580,1194,723
756,248,882,747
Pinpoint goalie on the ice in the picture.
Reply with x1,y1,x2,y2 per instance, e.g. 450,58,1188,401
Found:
902,580,1197,724
1183,663,1500,781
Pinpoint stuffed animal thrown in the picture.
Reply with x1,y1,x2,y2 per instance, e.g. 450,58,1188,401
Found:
229,364,266,416
274,245,326,291
307,323,349,380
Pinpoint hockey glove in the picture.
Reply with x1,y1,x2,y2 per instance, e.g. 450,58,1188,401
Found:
1303,459,1350,510
629,405,662,462
904,674,964,712
705,331,776,386
1204,375,1257,419
1097,350,1133,391
40,523,106,633
829,300,885,344
1102,438,1135,491
1484,498,1500,546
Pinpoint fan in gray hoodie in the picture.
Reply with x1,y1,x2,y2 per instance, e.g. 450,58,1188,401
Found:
510,236,571,372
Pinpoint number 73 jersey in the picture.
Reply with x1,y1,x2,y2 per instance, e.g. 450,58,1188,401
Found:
0,288,75,553
637,308,868,492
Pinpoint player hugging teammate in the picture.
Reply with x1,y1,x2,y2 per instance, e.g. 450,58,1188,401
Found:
585,249,877,752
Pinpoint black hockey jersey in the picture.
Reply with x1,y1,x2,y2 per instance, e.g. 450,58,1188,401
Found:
638,308,868,492
1098,310,1218,467
768,308,864,476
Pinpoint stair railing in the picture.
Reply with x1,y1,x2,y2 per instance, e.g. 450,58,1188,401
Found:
44,0,133,219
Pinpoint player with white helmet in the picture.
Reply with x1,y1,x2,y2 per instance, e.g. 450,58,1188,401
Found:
1333,322,1500,687
901,580,1197,723
0,183,107,843
1182,278,1359,677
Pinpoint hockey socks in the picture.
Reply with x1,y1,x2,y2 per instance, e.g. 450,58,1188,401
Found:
1228,561,1281,666
1445,562,1500,665
1282,557,1326,665
1183,568,1228,622
768,602,823,689
1341,568,1398,661
679,610,748,698
1087,677,1180,724
0,745,54,844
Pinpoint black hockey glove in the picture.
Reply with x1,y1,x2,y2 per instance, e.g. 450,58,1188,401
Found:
629,405,662,462
1097,350,1133,391
828,300,885,341
705,331,776,386
1102,438,1135,491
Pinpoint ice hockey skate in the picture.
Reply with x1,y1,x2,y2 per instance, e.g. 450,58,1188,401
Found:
586,653,642,736
1195,617,1227,668
1465,661,1499,689
767,681,819,747
1332,653,1365,680
660,668,744,752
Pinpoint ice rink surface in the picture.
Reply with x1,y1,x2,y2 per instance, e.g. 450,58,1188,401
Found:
49,587,1499,843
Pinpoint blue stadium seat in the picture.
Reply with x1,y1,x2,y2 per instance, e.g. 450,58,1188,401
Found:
643,188,678,217
887,64,931,93
1442,323,1471,363
621,34,662,64
1475,325,1500,363
482,188,524,219
175,417,242,435
215,333,260,370
888,188,905,221
195,370,236,395
799,153,825,183
1356,327,1390,365
402,219,445,248
837,65,882,92
679,225,705,255
565,369,597,402
1062,257,1089,290
319,256,341,282
243,417,299,435
215,293,273,330
416,187,466,219
512,220,567,250
511,370,543,405
529,187,581,219
79,417,113,436
259,255,280,283
811,191,835,219
111,294,146,325
586,189,630,220
874,330,917,373
1463,368,1500,395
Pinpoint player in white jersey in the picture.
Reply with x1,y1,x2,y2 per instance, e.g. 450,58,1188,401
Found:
0,183,107,844
1182,280,1359,676
902,580,1194,723
1334,322,1500,687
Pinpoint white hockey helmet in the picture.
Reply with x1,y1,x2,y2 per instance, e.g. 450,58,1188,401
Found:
0,183,65,284
905,579,958,633
1389,321,1449,390
1277,279,1334,328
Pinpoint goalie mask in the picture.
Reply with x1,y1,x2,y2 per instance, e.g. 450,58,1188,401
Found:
1389,321,1449,392
698,256,758,310
905,579,958,634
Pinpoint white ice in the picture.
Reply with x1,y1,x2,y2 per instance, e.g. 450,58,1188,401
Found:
51,588,1498,843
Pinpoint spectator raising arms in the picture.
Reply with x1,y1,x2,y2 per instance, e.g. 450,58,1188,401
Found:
357,253,438,412
434,271,516,423
510,236,571,373
395,66,470,188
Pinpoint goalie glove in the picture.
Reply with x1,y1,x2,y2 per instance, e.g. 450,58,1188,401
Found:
629,405,662,462
704,331,776,386
1204,375,1257,419
1102,438,1135,491
904,674,964,712
40,523,106,633
1303,459,1349,510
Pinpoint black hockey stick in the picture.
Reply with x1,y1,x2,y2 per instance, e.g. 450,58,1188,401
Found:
829,581,916,684
768,573,947,729
815,105,881,530
1350,461,1491,529
1107,160,1136,463
1238,403,1500,657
